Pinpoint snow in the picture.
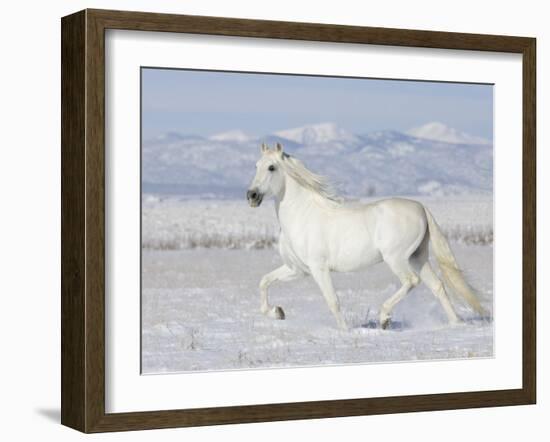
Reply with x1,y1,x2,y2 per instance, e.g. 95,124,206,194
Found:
141,196,493,374
388,142,416,157
274,122,361,145
142,245,493,374
407,122,491,145
209,129,253,143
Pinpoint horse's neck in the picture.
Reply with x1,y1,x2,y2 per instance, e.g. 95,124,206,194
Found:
275,175,327,224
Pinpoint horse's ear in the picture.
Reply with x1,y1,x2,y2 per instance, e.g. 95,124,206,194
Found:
261,143,268,153
275,142,284,154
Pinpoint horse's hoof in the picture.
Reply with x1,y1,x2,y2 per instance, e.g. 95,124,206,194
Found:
274,306,285,320
268,306,285,320
379,311,391,329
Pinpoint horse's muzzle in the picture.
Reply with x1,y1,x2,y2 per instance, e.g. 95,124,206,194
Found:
247,189,263,207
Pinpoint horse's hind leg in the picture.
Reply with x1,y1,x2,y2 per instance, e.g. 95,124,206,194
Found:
410,241,461,324
259,265,301,319
379,259,420,329
418,261,460,324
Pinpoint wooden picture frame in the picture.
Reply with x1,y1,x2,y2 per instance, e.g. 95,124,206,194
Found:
61,8,536,433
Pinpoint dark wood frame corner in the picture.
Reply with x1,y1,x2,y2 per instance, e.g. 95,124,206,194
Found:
61,8,536,433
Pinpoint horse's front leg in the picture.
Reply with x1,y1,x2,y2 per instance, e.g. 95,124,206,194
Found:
259,265,301,319
310,266,348,330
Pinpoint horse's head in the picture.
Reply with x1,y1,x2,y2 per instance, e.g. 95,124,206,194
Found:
247,143,286,207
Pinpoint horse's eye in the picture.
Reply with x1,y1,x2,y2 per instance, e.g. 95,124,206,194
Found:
268,165,276,172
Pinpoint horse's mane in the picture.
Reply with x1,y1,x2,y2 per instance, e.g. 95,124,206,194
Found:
279,154,342,203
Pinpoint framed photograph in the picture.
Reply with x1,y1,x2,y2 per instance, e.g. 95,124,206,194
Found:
61,9,536,433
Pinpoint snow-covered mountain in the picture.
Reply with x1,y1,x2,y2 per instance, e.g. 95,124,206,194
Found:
209,129,253,143
274,122,361,146
142,122,493,198
407,122,491,146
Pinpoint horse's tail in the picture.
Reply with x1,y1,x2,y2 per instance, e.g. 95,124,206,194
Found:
424,208,485,315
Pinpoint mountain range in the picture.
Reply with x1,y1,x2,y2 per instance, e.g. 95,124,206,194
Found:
142,122,493,198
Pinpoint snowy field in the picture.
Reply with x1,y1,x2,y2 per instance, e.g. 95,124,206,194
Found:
141,195,493,374
142,195,493,250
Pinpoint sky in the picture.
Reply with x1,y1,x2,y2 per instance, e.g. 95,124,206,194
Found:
141,68,493,141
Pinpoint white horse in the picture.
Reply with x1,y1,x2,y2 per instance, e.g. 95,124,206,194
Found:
247,143,485,330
